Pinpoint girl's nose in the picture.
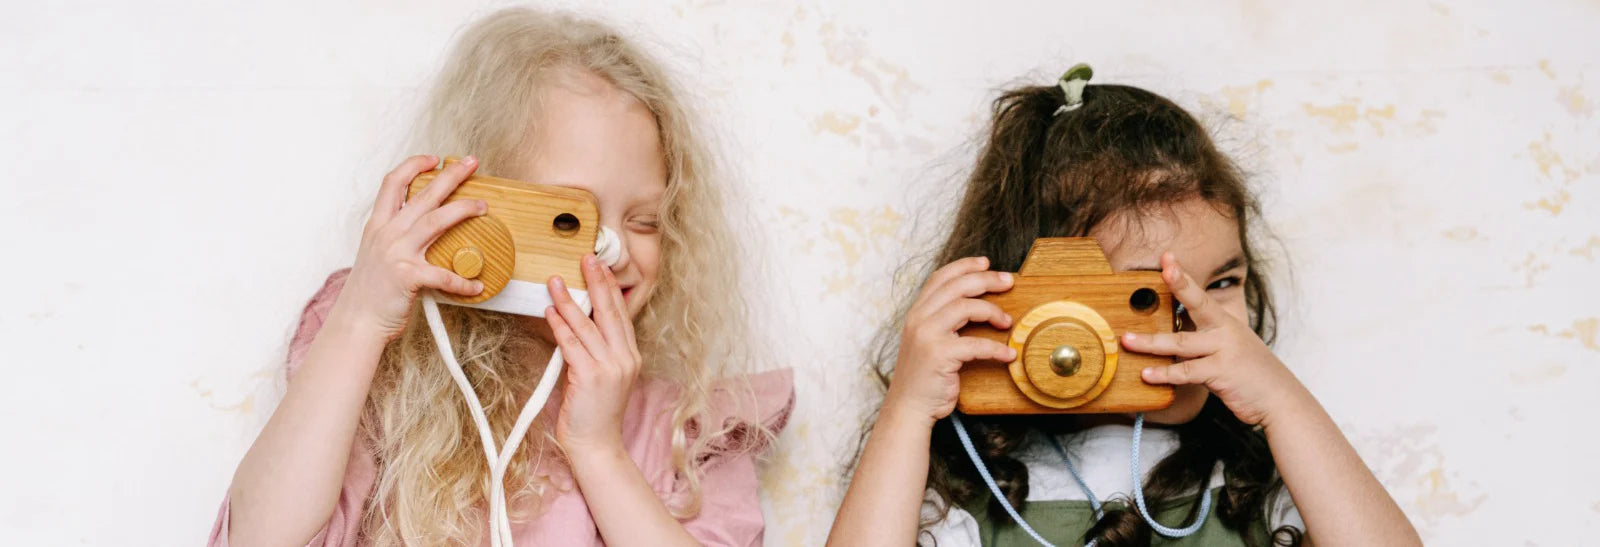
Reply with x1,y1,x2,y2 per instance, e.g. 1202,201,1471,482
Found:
595,225,630,270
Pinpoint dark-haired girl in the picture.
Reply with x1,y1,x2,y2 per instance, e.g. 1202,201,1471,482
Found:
827,67,1420,546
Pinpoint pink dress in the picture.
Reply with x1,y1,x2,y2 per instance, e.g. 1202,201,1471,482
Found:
209,270,794,546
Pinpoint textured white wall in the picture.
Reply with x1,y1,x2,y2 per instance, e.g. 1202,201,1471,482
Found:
3,1,1596,544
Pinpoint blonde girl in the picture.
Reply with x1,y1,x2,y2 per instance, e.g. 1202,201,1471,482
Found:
211,8,791,546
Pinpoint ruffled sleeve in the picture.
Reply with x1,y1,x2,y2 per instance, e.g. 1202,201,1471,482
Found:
675,368,795,547
208,269,376,547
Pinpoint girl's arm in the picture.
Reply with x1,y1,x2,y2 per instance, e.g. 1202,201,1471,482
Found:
1127,253,1421,545
828,258,1016,546
226,156,489,546
1261,385,1416,545
828,404,937,546
226,308,387,545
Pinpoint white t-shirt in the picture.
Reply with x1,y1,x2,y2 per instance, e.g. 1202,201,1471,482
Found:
918,424,1302,546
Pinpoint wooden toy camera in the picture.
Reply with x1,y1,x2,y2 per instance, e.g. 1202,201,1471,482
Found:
406,158,603,316
957,238,1177,415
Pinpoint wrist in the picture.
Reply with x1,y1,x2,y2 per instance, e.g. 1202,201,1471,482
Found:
323,302,393,343
1258,383,1322,433
878,395,940,432
565,438,630,474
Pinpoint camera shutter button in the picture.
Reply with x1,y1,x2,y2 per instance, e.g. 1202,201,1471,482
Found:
452,247,485,278
1049,345,1081,376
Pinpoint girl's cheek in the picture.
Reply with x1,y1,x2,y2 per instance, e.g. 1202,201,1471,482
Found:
1213,291,1250,324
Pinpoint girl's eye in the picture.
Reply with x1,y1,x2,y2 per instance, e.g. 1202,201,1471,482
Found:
628,217,660,233
1207,276,1242,291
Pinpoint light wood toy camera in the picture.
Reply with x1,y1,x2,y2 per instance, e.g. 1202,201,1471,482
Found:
957,238,1176,415
405,158,600,315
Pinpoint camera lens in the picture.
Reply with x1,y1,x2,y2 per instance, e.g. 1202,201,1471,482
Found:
1129,288,1159,314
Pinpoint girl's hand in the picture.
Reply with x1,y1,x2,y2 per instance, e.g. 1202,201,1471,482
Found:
331,155,487,339
885,257,1018,425
547,254,641,456
1121,252,1312,428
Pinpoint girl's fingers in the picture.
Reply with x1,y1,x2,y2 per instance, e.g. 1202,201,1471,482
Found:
1161,252,1224,329
369,154,438,228
417,264,483,296
608,264,638,345
951,336,1018,364
548,275,611,360
545,307,596,368
1140,357,1218,386
923,270,1014,314
402,199,487,251
932,298,1013,333
581,255,629,353
1120,330,1219,359
397,155,478,226
917,257,991,304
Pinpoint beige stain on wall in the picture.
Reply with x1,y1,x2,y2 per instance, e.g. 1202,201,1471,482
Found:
1570,236,1600,260
758,422,845,546
1527,132,1582,182
1513,252,1552,288
1521,132,1585,216
1217,79,1274,118
1557,85,1595,117
1350,423,1486,526
1524,189,1572,215
1529,318,1600,352
1298,99,1443,153
1441,226,1480,241
819,206,906,299
1509,363,1567,384
190,378,257,415
812,111,863,137
817,22,924,114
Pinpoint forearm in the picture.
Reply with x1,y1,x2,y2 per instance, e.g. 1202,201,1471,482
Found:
227,310,388,545
826,404,935,547
1263,389,1420,546
569,445,700,547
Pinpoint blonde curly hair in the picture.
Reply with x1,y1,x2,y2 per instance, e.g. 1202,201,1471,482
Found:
358,7,749,545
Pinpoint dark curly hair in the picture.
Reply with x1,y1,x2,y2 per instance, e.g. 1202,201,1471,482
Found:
871,80,1301,546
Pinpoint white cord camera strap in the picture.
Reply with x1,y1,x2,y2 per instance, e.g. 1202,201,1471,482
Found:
422,227,622,547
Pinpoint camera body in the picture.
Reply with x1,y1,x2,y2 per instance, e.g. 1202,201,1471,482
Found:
957,238,1176,415
406,158,600,316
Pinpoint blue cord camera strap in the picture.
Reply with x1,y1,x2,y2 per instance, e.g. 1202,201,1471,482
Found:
950,412,1212,546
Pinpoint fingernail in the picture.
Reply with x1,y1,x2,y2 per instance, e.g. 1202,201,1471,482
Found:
583,254,597,268
1142,367,1155,379
471,281,483,293
550,276,564,290
1008,348,1018,360
1004,313,1013,324
477,200,488,215
999,272,1013,284
979,257,989,268
1124,332,1136,342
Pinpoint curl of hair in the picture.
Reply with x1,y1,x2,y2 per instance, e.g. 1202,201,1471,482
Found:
358,8,752,545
